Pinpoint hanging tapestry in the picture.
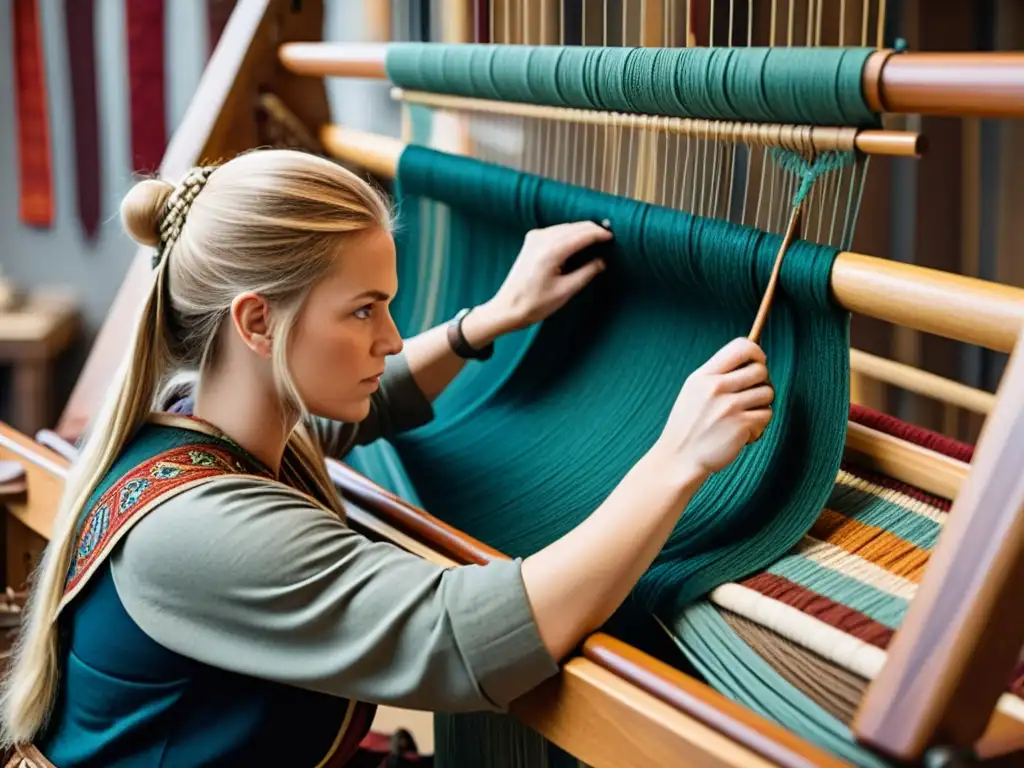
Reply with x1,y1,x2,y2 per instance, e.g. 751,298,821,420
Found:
126,0,166,174
65,0,101,240
12,0,54,228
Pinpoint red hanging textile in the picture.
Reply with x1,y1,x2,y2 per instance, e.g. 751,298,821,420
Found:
126,0,166,174
65,0,101,240
12,0,54,228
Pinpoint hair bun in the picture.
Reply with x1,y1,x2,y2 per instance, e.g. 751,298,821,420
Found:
120,179,175,247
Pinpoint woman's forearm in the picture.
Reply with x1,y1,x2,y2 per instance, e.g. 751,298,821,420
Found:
403,301,511,402
520,448,706,660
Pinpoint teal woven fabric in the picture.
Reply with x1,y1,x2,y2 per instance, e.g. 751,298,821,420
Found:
348,144,851,617
343,145,853,767
383,43,881,128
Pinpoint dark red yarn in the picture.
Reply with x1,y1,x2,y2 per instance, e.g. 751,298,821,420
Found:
848,403,975,463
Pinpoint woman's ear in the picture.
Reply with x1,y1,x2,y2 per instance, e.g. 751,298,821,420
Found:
230,292,274,358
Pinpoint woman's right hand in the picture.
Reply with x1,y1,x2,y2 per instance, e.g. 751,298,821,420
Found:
652,337,774,481
521,336,773,662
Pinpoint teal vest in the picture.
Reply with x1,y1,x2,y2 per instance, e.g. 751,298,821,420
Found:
35,418,375,766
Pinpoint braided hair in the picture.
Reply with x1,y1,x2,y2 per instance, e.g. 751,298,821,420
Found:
153,166,217,268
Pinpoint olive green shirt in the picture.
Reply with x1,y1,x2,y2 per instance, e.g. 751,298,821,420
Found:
111,353,558,713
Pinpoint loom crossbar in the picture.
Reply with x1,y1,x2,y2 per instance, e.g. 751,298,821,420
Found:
279,43,1024,120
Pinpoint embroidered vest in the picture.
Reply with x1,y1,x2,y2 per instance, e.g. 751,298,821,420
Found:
35,419,376,766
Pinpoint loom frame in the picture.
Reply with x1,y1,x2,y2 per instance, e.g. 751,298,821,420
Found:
277,42,1024,120
1,1,1023,766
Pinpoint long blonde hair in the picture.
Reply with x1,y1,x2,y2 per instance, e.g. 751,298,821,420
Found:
0,149,392,747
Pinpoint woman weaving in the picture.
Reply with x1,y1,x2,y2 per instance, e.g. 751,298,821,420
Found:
0,150,773,766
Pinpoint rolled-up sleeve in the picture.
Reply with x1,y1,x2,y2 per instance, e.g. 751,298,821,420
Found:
110,477,557,713
312,352,434,458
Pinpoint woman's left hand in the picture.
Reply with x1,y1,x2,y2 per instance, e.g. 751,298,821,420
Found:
461,221,612,348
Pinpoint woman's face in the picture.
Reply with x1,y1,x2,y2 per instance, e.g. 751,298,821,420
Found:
289,226,403,423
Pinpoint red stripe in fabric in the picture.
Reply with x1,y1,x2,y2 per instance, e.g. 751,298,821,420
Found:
739,572,895,650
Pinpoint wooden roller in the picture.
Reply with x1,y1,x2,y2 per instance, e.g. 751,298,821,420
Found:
280,43,1024,120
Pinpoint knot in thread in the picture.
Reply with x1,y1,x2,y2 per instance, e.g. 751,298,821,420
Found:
153,166,217,269
768,148,855,207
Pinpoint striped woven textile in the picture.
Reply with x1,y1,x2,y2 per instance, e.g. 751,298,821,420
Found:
708,404,1024,715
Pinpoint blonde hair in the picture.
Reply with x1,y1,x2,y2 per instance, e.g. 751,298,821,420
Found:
0,149,392,747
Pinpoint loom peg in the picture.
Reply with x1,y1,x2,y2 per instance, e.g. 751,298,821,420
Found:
849,349,996,415
280,43,1024,120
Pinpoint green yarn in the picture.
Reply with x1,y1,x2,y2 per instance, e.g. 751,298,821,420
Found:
383,43,882,128
770,149,857,206
667,604,895,768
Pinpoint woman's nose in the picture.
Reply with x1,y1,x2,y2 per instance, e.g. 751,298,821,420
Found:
375,312,404,357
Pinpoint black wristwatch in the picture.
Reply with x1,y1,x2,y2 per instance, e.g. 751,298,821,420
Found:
447,307,494,361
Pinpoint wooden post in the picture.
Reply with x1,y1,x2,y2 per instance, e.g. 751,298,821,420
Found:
852,328,1024,759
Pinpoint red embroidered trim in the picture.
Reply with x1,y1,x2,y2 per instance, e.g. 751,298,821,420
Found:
64,443,261,598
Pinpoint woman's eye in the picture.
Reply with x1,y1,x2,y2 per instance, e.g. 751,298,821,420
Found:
353,305,373,320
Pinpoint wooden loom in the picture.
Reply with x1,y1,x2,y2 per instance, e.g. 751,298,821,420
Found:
2,1,1024,766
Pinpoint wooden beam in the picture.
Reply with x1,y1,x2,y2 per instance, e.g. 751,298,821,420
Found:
278,43,1024,119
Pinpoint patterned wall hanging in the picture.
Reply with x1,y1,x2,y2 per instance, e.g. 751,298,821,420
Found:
12,0,54,228
65,0,101,240
126,0,166,174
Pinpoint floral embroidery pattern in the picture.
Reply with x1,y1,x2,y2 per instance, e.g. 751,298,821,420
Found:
77,504,110,560
64,441,271,597
118,478,151,512
151,462,185,480
188,450,220,468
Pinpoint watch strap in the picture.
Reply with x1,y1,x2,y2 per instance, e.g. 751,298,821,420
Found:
447,308,494,361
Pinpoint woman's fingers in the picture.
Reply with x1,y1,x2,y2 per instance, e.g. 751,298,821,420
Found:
718,361,770,393
541,221,613,265
733,384,775,411
554,256,606,297
700,338,766,376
